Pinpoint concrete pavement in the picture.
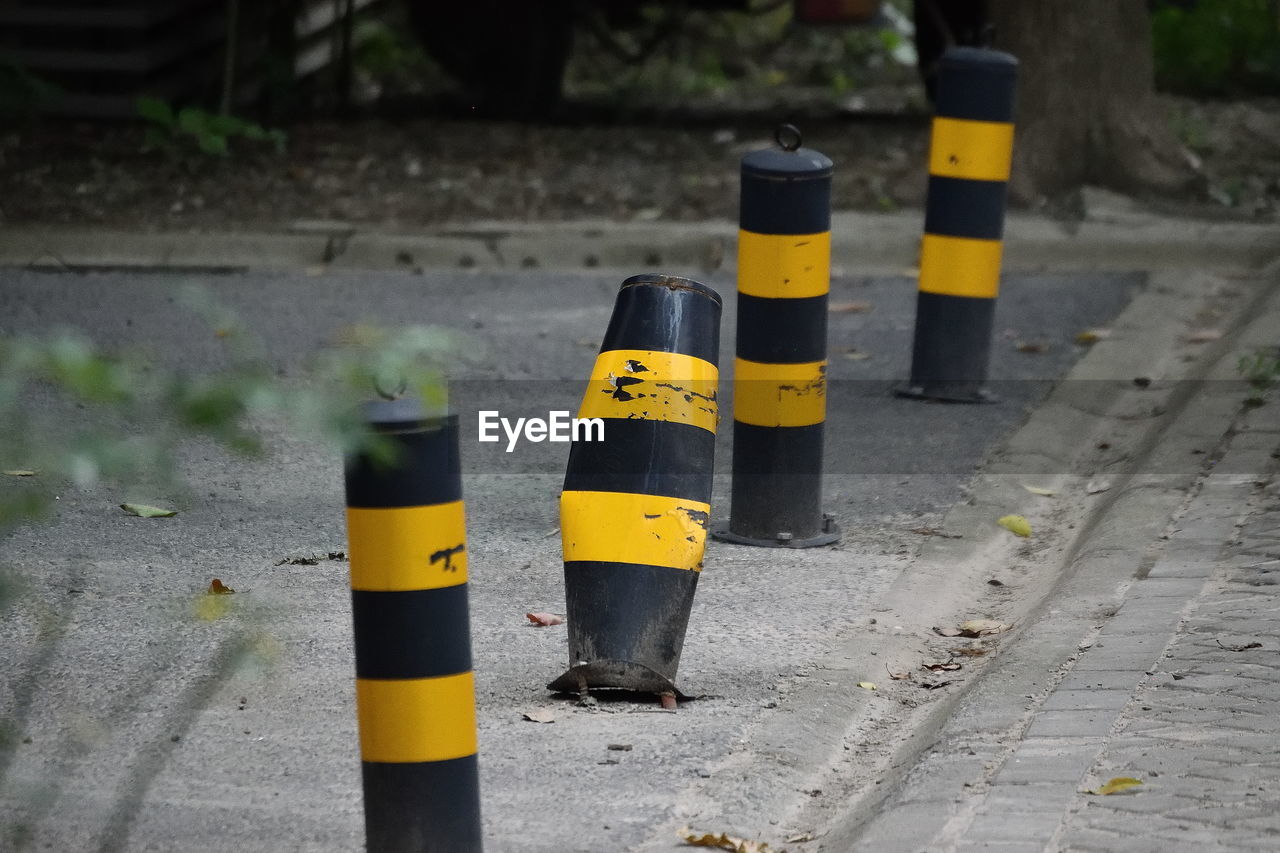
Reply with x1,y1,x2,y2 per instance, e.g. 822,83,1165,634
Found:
824,267,1280,852
1,211,1279,852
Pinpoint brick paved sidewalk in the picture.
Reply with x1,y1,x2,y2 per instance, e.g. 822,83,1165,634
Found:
846,400,1280,853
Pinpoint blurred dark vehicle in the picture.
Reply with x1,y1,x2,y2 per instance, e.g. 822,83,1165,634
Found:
406,0,989,117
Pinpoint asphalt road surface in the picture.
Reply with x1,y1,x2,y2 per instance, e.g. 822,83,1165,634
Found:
0,266,1140,851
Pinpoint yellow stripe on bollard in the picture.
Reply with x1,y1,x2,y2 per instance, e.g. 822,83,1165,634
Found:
576,349,719,433
561,490,710,571
918,234,1004,299
736,230,832,299
928,117,1015,182
355,672,478,763
732,358,828,428
347,501,468,591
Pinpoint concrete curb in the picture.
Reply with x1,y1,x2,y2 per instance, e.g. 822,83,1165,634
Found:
2,211,1276,277
634,255,1280,849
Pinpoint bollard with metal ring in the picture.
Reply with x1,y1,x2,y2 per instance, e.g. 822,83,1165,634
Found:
343,398,482,853
898,46,1018,403
548,274,722,700
713,124,840,549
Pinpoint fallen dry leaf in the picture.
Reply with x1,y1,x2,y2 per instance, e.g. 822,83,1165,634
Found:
785,831,816,843
678,827,778,852
917,679,952,690
1022,484,1055,497
1087,777,1143,795
1075,329,1112,344
922,661,962,672
1015,341,1049,353
933,626,963,637
207,579,235,595
1216,638,1263,652
997,515,1032,537
949,647,989,657
958,619,1012,637
3,469,35,477
526,612,564,626
841,348,872,361
857,681,877,691
887,667,911,680
120,502,177,518
1086,479,1112,495
521,709,556,724
828,301,872,314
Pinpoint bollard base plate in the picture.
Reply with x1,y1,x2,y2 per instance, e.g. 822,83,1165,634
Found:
548,660,688,698
894,384,998,404
711,514,841,548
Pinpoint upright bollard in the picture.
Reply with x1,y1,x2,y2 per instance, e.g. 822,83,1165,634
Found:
549,274,722,698
343,401,482,853
714,125,840,549
899,46,1018,403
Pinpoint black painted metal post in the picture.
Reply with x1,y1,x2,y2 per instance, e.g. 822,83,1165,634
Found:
549,274,722,698
344,402,482,853
900,46,1018,403
714,125,840,549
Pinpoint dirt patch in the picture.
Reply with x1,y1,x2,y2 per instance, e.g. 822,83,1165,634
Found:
0,94,1275,231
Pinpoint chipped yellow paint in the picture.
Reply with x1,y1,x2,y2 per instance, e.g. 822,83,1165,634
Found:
928,117,1014,182
737,230,831,299
576,349,718,433
561,490,709,571
733,358,827,428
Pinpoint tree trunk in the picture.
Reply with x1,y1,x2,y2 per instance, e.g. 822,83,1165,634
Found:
987,0,1200,203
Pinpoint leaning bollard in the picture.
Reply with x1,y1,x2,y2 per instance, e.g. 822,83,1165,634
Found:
549,274,722,699
714,124,840,549
899,46,1018,403
343,401,482,853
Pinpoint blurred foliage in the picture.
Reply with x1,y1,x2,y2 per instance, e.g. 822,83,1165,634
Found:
1152,0,1280,95
136,97,287,158
0,285,467,537
1239,347,1280,392
564,0,916,108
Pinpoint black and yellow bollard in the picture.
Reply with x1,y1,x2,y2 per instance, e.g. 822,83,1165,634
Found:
899,46,1018,403
344,401,482,853
548,274,721,697
714,125,840,549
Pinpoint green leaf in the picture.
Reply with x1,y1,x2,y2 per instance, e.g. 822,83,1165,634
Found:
120,503,177,518
177,106,207,135
196,131,229,157
205,114,250,136
136,96,175,128
997,515,1032,537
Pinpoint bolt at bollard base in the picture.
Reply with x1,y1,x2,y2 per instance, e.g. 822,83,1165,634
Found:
711,514,841,549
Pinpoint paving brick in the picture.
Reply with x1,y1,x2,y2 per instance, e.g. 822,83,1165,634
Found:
993,742,1100,786
961,810,1062,844
1024,710,1117,739
1039,689,1132,712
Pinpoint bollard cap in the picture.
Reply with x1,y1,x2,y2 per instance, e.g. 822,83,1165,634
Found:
741,146,833,180
620,273,722,307
940,46,1018,75
359,397,453,432
936,46,1018,123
